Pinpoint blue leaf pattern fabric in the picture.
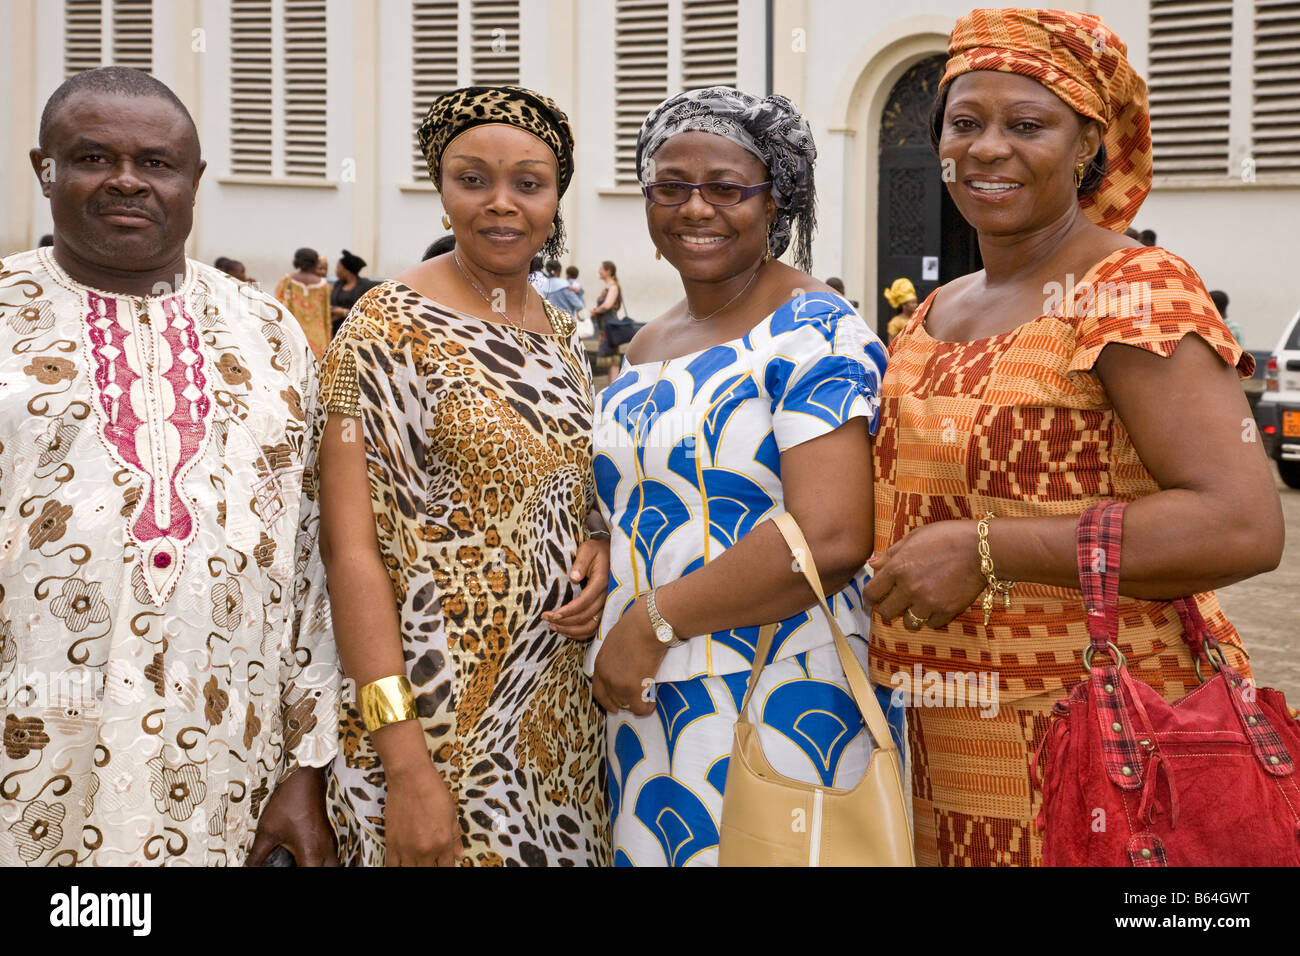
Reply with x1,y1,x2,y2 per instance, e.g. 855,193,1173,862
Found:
589,292,896,866
587,292,887,683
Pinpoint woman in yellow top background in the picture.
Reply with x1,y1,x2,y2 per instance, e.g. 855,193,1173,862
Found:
275,246,331,359
884,277,918,342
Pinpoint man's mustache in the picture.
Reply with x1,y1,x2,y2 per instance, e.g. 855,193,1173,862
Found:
92,200,157,220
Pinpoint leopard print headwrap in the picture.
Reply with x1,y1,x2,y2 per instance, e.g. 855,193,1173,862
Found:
417,86,575,256
636,87,818,272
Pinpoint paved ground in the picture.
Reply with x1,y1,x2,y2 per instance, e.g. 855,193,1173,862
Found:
1214,464,1300,701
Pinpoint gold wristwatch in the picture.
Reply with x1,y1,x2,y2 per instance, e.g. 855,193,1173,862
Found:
645,588,684,648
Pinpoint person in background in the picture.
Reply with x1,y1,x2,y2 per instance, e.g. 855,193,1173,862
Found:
315,254,333,286
544,260,585,318
38,233,53,247
527,254,547,293
422,234,456,261
2,65,338,867
566,264,583,298
215,256,252,283
1139,228,1156,246
330,249,378,337
318,84,611,867
1124,226,1141,241
826,275,860,308
540,257,568,294
883,276,918,341
591,259,623,374
275,248,331,359
1209,290,1244,347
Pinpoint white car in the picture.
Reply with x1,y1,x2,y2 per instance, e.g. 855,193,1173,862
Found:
1257,305,1300,489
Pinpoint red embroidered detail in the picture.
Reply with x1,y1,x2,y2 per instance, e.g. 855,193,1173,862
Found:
84,292,212,605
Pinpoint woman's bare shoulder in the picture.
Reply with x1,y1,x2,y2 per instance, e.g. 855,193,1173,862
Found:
392,259,438,290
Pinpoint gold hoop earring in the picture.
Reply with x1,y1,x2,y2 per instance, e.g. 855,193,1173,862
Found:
548,222,556,238
1073,163,1085,189
763,230,773,264
442,213,451,230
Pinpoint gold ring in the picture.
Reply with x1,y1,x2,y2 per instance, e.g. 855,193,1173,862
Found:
904,609,926,630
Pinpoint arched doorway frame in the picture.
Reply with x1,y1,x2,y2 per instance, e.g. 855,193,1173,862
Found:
827,17,951,317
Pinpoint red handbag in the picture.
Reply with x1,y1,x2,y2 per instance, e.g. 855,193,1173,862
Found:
1033,500,1300,866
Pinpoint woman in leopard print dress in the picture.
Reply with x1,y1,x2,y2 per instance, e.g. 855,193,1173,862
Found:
317,87,611,866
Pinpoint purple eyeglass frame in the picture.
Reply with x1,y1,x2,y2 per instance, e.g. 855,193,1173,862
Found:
641,180,773,206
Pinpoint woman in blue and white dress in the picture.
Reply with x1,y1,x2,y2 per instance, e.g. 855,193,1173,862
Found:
584,87,900,867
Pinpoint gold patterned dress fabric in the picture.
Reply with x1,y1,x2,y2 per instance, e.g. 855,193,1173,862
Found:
870,246,1255,866
319,282,610,866
274,276,331,360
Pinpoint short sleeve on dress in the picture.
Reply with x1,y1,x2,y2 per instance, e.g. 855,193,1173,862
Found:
1067,247,1253,379
761,292,888,451
320,286,387,417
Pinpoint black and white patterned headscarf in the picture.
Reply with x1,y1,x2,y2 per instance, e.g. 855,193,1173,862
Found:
636,87,818,272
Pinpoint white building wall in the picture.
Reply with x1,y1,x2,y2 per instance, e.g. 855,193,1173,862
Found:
194,0,359,288
1091,0,1298,350
791,1,969,305
567,0,766,323
1,0,1296,345
374,0,441,277
1139,188,1298,350
0,0,20,250
21,0,69,247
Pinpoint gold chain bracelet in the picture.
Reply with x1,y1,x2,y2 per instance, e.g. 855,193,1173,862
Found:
977,513,1016,625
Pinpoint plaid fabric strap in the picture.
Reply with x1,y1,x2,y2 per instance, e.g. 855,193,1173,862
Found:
1077,501,1145,790
1076,500,1123,654
1174,585,1293,775
1220,659,1296,776
1172,596,1216,662
1080,503,1295,779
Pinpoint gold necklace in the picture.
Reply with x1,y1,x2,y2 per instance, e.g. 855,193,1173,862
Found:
686,260,764,324
453,251,531,333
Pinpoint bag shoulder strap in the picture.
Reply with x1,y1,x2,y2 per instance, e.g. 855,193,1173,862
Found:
740,513,899,756
1077,501,1219,661
1076,500,1124,657
1077,500,1149,789
1075,501,1295,778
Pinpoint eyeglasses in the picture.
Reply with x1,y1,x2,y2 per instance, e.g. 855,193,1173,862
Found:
642,180,772,207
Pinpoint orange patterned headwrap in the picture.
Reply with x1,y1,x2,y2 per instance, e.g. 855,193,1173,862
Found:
940,8,1152,232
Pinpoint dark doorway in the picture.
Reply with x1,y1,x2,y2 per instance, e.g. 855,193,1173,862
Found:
876,54,980,340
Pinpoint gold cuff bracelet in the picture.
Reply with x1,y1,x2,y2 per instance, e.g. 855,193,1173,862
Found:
359,674,417,732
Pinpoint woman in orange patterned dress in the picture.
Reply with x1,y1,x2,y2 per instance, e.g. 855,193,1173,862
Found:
274,247,331,359
864,9,1284,866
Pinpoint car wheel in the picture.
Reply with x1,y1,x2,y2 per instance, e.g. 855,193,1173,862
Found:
1281,460,1300,490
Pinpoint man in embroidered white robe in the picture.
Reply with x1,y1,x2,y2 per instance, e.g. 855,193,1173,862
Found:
0,68,339,865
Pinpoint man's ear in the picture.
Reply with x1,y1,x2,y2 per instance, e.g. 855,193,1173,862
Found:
191,158,207,202
29,149,55,198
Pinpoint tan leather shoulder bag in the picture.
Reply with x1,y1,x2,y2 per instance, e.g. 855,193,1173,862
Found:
717,512,916,867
